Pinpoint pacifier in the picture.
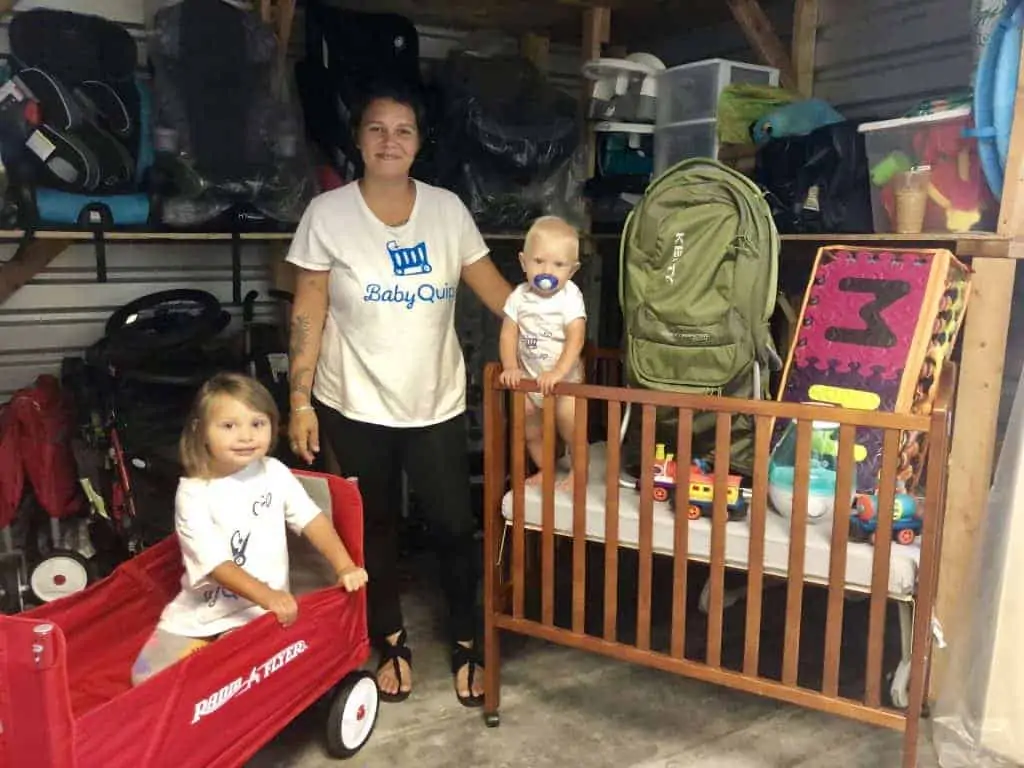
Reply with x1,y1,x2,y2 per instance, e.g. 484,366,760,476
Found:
533,273,559,292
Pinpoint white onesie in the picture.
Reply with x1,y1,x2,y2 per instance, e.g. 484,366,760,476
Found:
503,280,587,402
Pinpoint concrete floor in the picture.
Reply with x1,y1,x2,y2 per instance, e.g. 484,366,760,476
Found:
248,541,941,768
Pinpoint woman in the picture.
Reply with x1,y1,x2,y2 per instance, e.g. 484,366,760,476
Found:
284,81,512,707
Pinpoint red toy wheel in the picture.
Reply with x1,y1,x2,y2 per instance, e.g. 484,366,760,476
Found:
325,670,379,758
653,486,669,503
687,504,702,521
895,528,916,545
855,495,875,522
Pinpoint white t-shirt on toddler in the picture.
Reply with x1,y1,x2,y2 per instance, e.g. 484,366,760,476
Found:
157,457,323,638
503,280,587,382
285,180,490,428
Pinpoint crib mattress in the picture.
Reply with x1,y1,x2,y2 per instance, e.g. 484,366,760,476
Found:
500,443,919,599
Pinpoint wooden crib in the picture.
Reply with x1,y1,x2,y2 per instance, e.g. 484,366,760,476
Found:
480,351,954,768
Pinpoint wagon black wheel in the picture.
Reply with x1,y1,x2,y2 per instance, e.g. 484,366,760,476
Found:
104,289,224,352
325,670,379,758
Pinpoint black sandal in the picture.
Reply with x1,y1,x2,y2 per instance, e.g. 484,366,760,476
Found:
375,629,412,703
451,642,485,708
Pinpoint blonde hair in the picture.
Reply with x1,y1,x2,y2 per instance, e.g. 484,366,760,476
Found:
523,215,580,263
179,372,280,478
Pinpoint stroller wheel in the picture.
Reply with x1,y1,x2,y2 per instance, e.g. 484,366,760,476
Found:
325,670,379,758
30,550,93,603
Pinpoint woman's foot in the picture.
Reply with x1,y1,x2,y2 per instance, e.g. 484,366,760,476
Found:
452,640,485,707
376,629,412,702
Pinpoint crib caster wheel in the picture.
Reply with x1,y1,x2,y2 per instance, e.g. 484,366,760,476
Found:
484,712,500,728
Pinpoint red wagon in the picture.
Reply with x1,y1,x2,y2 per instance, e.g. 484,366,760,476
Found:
0,470,379,768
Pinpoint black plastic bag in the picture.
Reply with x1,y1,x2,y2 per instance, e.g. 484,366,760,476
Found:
754,120,873,234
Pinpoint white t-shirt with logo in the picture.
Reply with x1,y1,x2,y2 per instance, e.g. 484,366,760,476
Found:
503,280,587,381
285,180,489,428
158,457,323,638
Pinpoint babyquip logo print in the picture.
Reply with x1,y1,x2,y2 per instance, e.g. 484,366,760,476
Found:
387,239,431,276
364,238,458,310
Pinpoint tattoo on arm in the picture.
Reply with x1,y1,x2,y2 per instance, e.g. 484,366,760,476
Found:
289,313,316,402
290,313,311,357
290,366,313,401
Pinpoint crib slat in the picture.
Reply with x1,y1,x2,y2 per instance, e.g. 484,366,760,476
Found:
865,428,900,707
823,423,856,697
637,404,656,652
511,391,527,619
671,408,694,659
603,401,622,643
744,415,772,677
706,412,732,669
782,418,813,687
541,395,558,627
572,397,589,635
903,409,951,762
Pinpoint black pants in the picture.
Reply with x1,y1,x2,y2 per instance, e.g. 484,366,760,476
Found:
315,399,479,645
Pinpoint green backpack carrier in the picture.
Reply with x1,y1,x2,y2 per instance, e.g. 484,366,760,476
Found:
619,157,781,475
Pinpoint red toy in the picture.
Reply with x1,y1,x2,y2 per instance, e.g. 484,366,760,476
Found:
0,470,379,768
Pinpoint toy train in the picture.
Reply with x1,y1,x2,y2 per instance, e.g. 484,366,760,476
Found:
850,491,923,545
648,443,748,521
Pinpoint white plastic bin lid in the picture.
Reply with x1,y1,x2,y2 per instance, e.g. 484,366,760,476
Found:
593,121,655,134
857,105,971,133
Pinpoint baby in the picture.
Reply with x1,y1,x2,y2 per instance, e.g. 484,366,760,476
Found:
499,215,587,490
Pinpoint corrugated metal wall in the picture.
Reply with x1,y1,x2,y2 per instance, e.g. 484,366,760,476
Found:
639,0,972,121
813,0,974,119
0,1,584,400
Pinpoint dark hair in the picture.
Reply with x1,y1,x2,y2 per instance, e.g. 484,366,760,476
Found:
351,79,428,136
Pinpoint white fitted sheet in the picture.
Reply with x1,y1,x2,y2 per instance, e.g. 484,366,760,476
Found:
500,442,919,599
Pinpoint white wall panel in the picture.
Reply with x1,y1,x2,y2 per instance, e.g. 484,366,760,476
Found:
0,241,276,398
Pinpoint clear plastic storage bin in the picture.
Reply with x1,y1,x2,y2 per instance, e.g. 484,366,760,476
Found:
656,58,779,126
858,107,995,234
653,118,718,175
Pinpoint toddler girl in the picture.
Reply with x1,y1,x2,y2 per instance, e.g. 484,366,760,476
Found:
131,372,367,685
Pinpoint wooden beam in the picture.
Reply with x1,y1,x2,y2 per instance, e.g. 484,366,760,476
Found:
726,0,797,90
930,35,1024,702
0,238,72,306
580,5,611,244
791,0,818,97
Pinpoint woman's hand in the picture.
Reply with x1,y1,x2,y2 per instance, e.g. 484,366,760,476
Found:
288,407,320,465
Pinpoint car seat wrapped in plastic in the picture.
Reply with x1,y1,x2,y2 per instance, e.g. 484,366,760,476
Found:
148,0,315,228
3,8,155,227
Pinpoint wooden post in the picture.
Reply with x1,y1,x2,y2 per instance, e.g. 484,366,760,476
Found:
930,36,1024,700
726,0,798,90
791,0,818,97
0,238,72,306
579,6,611,246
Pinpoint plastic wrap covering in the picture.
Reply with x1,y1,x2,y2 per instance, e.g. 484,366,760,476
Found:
435,52,585,231
932,361,1024,767
147,0,315,227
